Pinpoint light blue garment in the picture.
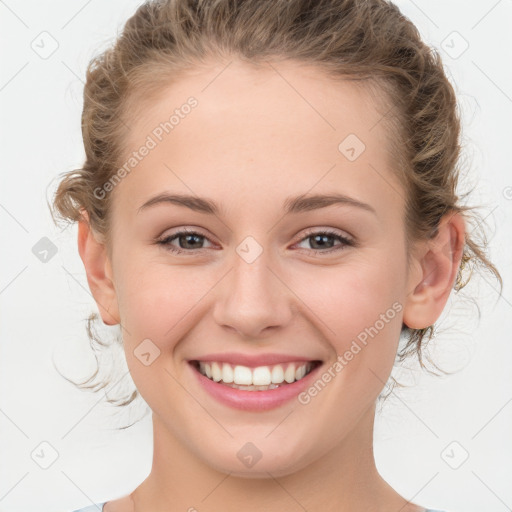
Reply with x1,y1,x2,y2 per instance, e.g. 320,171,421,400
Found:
71,503,446,512
71,504,105,512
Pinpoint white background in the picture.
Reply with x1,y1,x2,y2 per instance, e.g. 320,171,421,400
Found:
0,1,511,511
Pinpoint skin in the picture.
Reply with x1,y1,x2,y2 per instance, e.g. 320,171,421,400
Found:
77,58,465,512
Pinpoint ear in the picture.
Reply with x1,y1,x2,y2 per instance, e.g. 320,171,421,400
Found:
77,210,120,326
403,211,466,330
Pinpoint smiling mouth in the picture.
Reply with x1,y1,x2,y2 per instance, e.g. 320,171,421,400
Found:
190,360,322,391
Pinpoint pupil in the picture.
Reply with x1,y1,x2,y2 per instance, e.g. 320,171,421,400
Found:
312,234,333,249
182,234,202,248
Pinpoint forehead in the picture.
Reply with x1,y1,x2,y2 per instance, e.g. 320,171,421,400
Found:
113,59,404,223
124,58,393,151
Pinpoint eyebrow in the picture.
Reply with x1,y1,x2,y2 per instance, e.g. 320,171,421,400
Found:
137,192,377,216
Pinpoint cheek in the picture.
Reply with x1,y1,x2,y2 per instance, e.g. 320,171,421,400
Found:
289,251,407,371
115,264,214,399
114,259,216,344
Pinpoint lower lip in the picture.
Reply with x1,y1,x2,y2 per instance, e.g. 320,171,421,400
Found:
189,362,323,411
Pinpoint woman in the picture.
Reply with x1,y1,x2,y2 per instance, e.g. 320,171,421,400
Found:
51,0,502,510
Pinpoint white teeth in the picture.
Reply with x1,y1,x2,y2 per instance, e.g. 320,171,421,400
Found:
271,365,285,383
234,365,253,385
295,365,306,381
197,361,315,388
222,362,233,383
252,366,271,386
211,362,222,382
228,383,281,391
284,364,296,383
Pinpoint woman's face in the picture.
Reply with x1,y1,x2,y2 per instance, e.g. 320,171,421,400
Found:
101,59,421,476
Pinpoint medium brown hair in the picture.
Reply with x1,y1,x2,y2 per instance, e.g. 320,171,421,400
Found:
51,0,502,408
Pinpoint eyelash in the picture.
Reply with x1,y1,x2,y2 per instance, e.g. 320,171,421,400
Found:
156,227,355,256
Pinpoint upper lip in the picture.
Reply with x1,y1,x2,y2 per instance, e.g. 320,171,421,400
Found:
188,352,322,368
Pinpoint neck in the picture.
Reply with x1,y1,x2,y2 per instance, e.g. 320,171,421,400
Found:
130,403,414,512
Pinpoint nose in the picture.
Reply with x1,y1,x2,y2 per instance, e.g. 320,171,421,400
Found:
212,251,294,340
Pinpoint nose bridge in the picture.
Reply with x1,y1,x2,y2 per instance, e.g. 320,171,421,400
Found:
212,241,293,338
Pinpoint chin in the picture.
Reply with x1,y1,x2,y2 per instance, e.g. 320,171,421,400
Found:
198,441,316,479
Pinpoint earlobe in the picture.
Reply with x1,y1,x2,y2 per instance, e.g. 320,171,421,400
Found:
402,212,466,330
77,210,120,326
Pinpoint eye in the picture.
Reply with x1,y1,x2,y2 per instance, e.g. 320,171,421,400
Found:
293,229,354,255
157,228,214,254
156,227,354,256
